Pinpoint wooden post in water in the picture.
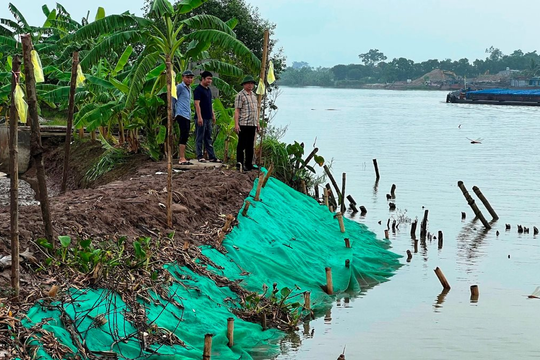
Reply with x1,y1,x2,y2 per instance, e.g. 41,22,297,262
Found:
242,201,251,217
372,159,380,179
323,165,342,201
406,250,412,262
227,318,234,347
457,181,491,229
203,334,213,360
9,55,21,300
359,206,367,215
390,184,396,198
346,195,358,213
438,230,443,249
254,174,264,201
336,212,345,233
434,267,451,289
384,229,389,239
325,267,333,295
410,220,418,238
472,186,499,220
470,285,479,302
21,35,54,245
420,210,429,239
340,173,346,214
61,51,79,194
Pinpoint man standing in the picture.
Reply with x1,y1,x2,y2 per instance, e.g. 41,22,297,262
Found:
173,70,194,165
234,75,259,171
193,71,221,163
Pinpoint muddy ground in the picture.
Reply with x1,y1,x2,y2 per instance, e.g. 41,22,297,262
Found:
0,141,257,287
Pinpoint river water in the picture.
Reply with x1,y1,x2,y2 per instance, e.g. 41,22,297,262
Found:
272,88,540,359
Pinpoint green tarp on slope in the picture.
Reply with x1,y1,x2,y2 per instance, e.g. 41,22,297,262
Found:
21,170,401,359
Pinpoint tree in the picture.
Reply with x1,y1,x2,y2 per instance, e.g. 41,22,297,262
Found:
359,49,387,67
291,61,309,69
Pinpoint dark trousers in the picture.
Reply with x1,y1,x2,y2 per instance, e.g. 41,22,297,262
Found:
236,126,257,170
195,118,216,160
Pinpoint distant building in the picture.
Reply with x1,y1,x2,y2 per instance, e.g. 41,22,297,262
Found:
529,77,540,86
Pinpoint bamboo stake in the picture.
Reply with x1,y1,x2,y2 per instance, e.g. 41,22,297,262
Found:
261,313,267,330
384,229,389,239
344,238,351,248
325,267,333,295
9,55,21,300
390,184,396,198
373,159,380,179
21,35,54,244
438,230,443,249
340,173,346,214
336,212,345,233
61,51,79,194
254,174,264,201
314,185,320,202
345,259,350,268
256,30,270,165
472,186,499,220
470,285,479,296
299,147,319,170
420,209,429,239
227,318,234,347
325,184,337,209
165,55,173,228
303,291,311,311
218,214,235,244
323,165,342,201
434,267,451,289
457,181,491,229
323,188,329,208
359,206,367,215
346,194,358,212
406,250,412,262
242,201,251,217
301,180,307,194
202,334,213,360
410,220,418,238
261,164,274,187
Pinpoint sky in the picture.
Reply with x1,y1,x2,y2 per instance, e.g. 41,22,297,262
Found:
3,0,540,68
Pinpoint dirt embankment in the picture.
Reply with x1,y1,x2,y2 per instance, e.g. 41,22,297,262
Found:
0,141,257,286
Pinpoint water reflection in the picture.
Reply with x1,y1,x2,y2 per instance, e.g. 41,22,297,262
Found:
433,288,450,312
456,219,491,270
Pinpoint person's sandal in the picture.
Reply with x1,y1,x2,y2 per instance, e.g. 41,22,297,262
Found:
198,158,207,163
209,158,222,163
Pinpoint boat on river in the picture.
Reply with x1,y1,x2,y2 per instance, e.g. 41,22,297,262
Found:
446,89,540,106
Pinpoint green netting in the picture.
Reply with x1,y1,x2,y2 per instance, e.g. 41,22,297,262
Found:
20,170,401,359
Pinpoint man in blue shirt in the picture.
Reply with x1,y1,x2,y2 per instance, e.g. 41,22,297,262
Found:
193,71,221,163
173,70,195,165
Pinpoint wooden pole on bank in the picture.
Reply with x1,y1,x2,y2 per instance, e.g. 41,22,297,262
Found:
303,291,311,311
336,212,345,233
434,267,451,290
457,181,491,229
340,173,346,214
344,238,351,248
21,34,54,245
61,51,79,194
165,54,174,228
325,184,337,209
227,318,234,347
202,334,213,359
242,201,251,217
261,164,273,187
472,186,499,220
254,174,264,201
9,55,21,300
325,267,334,295
323,188,329,208
373,159,380,179
256,30,269,165
323,165,342,201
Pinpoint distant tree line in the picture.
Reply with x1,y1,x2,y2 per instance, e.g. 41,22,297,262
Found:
279,48,540,87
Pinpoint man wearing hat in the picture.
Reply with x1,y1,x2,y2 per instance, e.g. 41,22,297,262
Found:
234,75,260,171
173,69,195,165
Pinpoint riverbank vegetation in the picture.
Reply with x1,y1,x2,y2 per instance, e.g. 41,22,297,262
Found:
280,47,540,87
